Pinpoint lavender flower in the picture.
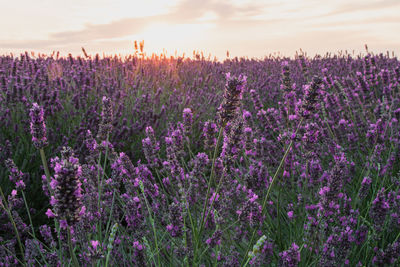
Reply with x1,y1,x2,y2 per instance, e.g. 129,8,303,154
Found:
51,155,84,225
5,159,26,190
358,177,372,200
281,61,292,92
237,192,263,227
29,102,48,149
167,201,183,237
370,188,390,231
372,242,400,266
250,89,263,112
301,76,322,119
319,152,349,219
142,126,160,168
221,119,244,169
218,73,247,126
182,108,193,136
206,230,222,248
320,226,354,267
97,96,113,142
25,239,44,266
39,225,56,248
203,121,217,151
279,242,300,267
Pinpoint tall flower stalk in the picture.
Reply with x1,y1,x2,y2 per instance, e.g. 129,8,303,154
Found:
196,73,247,261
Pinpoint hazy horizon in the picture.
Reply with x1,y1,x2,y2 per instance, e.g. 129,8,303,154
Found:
1,0,400,60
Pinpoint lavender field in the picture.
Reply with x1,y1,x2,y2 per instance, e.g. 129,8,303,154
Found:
1,51,400,266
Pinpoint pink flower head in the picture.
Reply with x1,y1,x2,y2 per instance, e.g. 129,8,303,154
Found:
46,209,56,218
91,240,100,250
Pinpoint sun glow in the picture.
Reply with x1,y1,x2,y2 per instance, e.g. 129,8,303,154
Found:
130,22,215,57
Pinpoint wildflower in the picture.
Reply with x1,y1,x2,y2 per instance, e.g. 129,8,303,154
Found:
281,61,292,92
206,230,222,248
85,130,98,152
279,242,300,267
320,227,354,267
25,239,44,266
358,177,372,200
5,159,26,190
249,89,263,112
218,73,247,126
301,76,322,119
39,225,56,248
221,119,244,169
237,192,263,226
287,211,294,220
29,103,48,149
372,242,400,265
243,127,254,156
167,201,183,237
319,152,349,219
51,155,83,225
370,188,389,231
203,121,217,151
97,96,113,142
182,108,193,136
142,126,160,168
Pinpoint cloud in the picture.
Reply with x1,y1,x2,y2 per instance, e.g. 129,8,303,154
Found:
0,0,270,50
309,16,400,28
49,17,155,42
318,0,400,17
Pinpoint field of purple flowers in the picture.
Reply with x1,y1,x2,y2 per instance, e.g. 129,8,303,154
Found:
1,50,400,266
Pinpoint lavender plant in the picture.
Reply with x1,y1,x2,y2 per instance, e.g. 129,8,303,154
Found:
0,50,400,266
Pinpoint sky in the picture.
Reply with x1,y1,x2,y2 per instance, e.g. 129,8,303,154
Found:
1,0,400,60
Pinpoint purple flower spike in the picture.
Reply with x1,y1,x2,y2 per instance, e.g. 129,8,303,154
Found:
182,108,193,136
301,76,322,119
218,73,247,126
279,242,300,267
5,158,26,190
51,155,84,225
97,96,113,142
29,102,48,149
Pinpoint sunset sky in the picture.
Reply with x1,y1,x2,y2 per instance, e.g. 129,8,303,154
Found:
1,0,400,59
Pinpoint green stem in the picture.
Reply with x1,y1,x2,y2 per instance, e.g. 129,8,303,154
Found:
140,183,161,267
96,135,110,244
67,226,80,267
39,148,65,263
277,186,282,249
0,186,26,265
40,148,53,195
21,191,50,266
21,192,35,239
261,118,303,212
242,256,251,267
240,229,256,266
196,126,224,262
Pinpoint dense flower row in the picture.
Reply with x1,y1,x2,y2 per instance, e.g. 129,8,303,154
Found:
1,51,400,266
